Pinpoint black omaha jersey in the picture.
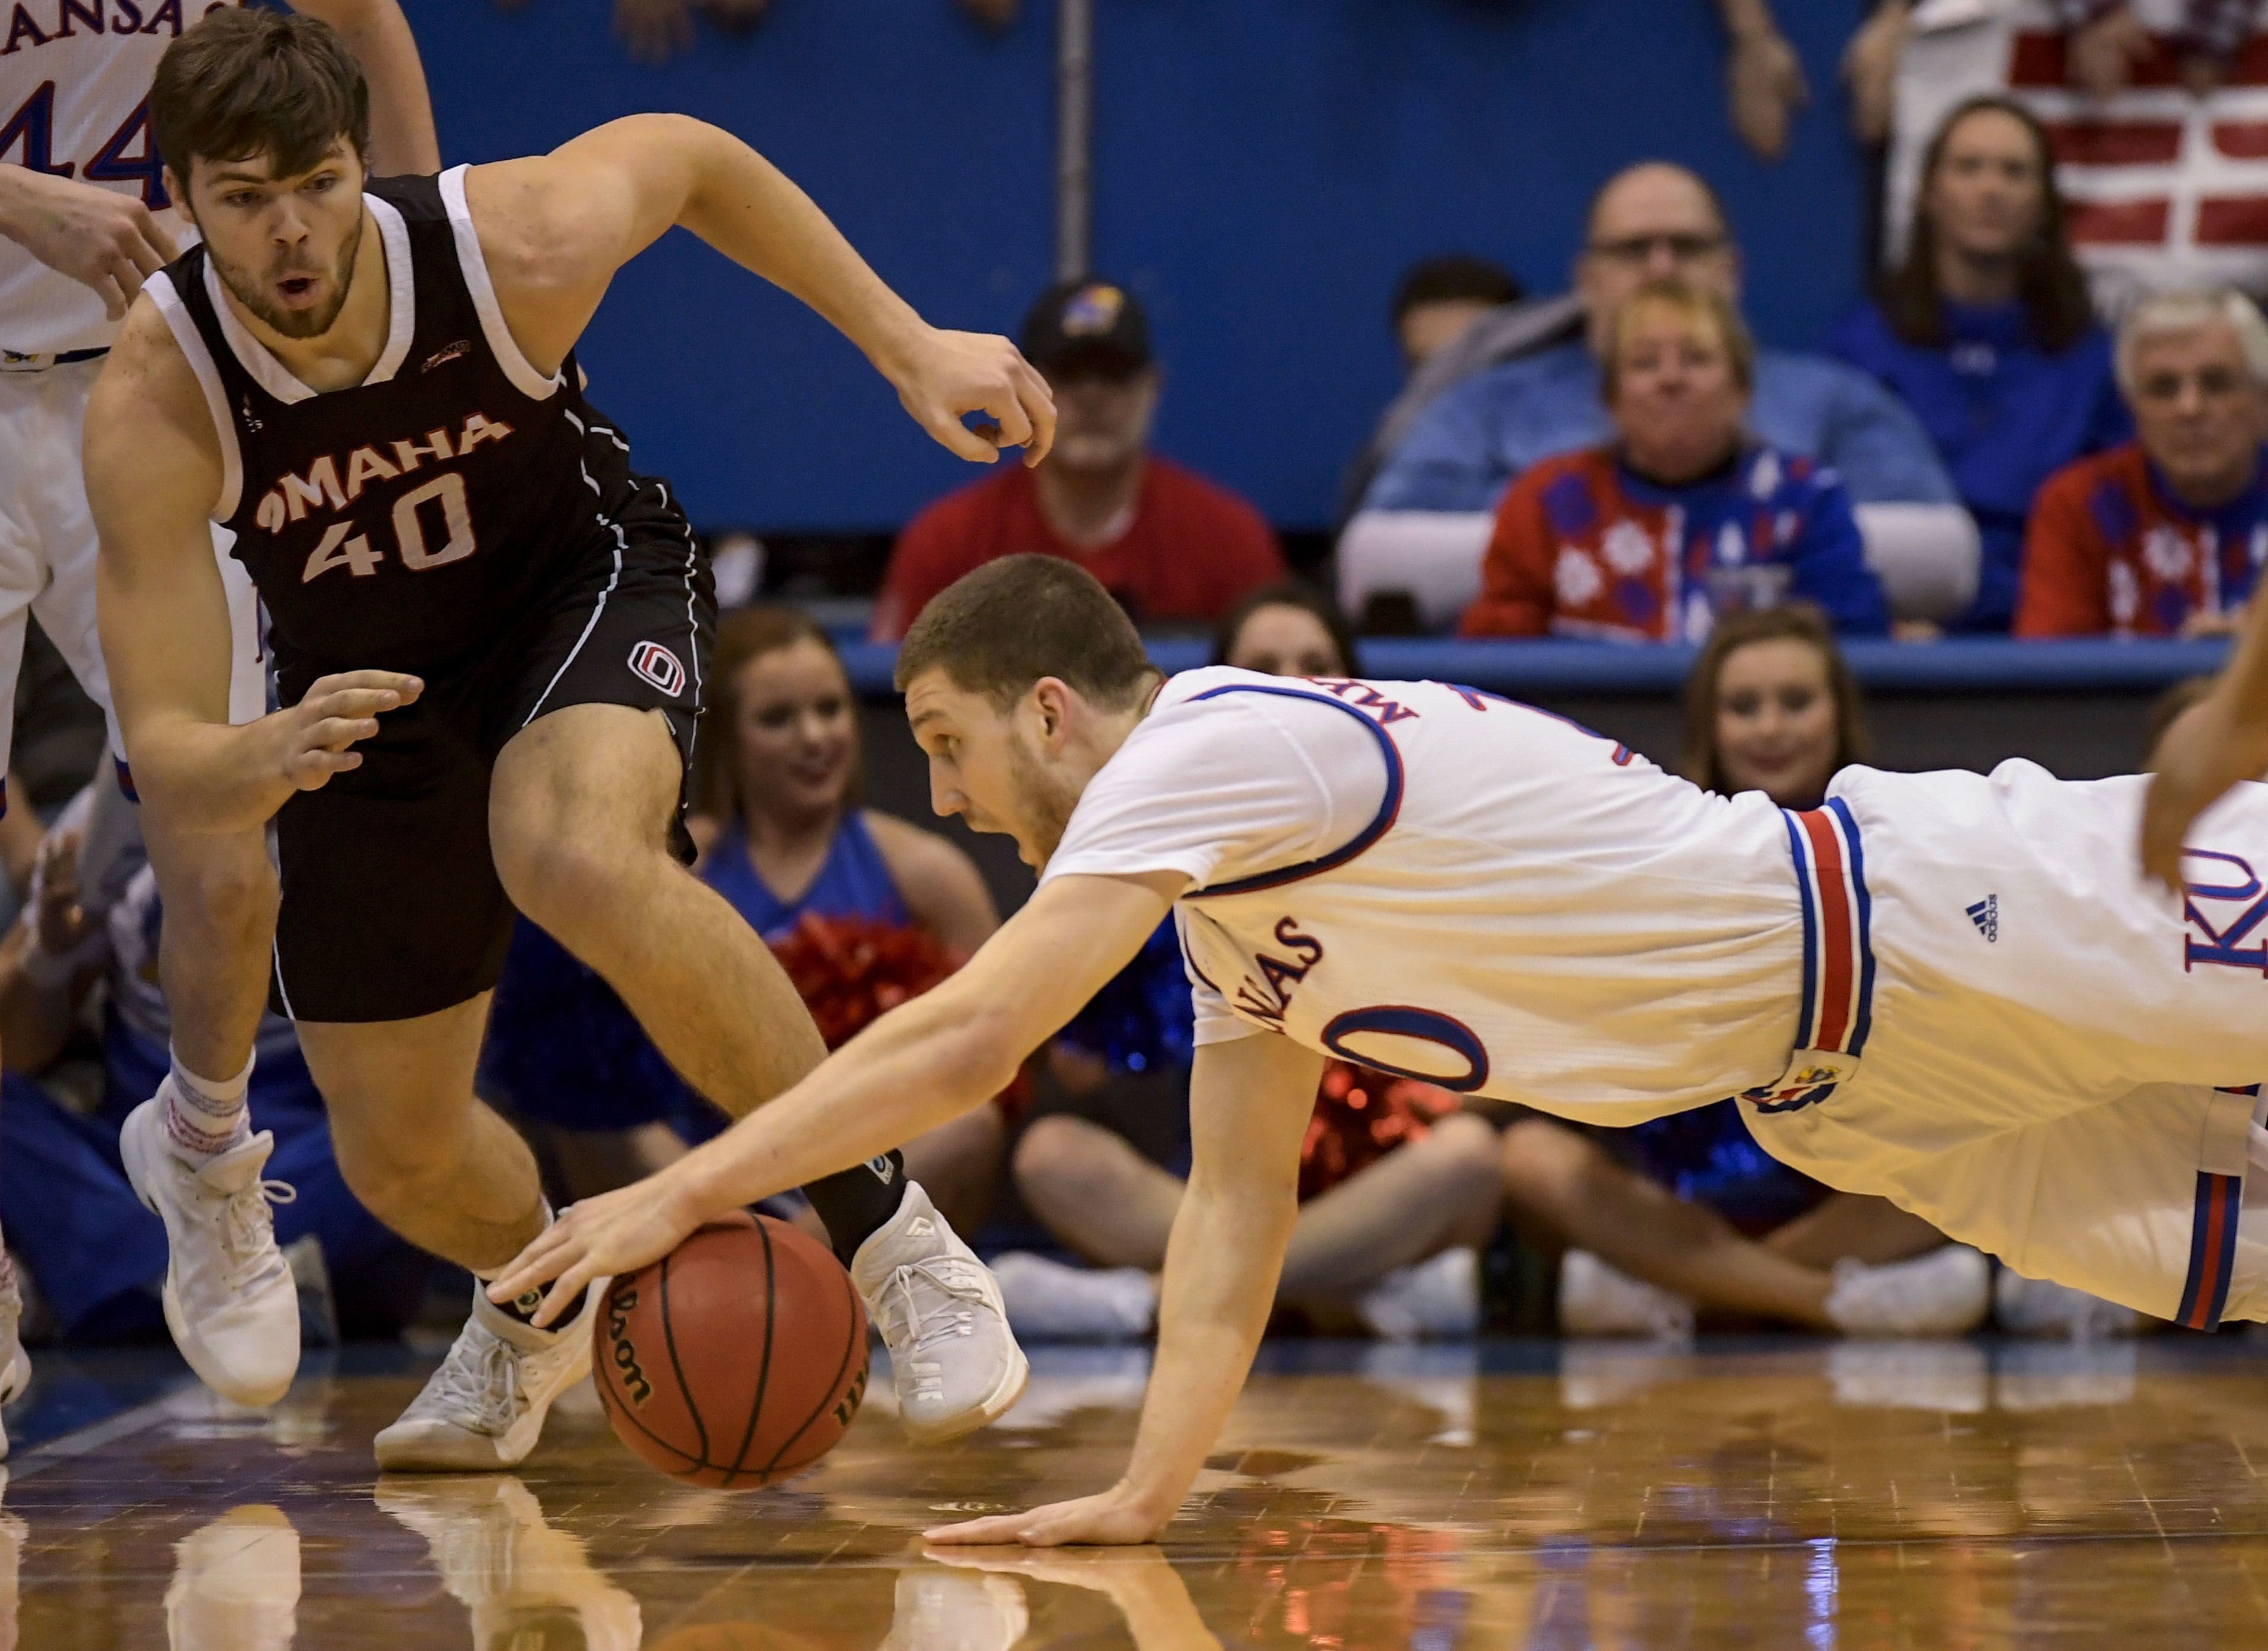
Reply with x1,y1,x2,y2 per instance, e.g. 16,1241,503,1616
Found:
144,166,691,676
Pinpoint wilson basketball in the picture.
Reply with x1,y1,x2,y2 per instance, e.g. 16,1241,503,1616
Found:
592,1211,869,1488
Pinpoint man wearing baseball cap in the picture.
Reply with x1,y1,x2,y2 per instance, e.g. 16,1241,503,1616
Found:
873,280,1286,639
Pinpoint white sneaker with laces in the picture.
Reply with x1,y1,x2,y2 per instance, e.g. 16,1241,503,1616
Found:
991,1251,1156,1342
1992,1268,2146,1339
372,1281,599,1472
1823,1244,1990,1336
120,1098,300,1406
0,1259,29,1462
1359,1246,1484,1340
850,1182,1027,1443
1557,1249,1695,1339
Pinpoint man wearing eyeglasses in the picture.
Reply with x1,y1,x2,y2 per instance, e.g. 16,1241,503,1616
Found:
1351,163,1970,625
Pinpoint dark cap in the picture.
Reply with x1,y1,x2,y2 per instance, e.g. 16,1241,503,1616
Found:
1021,279,1151,375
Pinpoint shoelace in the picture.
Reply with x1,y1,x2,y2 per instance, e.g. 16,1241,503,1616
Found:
219,1180,296,1293
421,1330,524,1436
880,1257,988,1354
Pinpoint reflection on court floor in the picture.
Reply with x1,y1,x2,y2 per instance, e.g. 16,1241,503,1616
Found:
7,1336,2268,1647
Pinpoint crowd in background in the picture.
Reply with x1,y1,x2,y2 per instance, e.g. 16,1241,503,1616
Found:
4,0,2260,1357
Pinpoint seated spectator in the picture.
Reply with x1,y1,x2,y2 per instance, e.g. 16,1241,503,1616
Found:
1361,163,1961,518
1832,95,2128,633
1460,282,1889,641
1499,606,1997,1338
0,790,432,1343
482,608,1006,1234
871,280,1286,640
1392,254,1524,374
2016,289,2268,638
993,593,1503,1341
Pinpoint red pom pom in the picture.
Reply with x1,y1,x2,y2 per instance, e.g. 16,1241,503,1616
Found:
1298,1059,1461,1203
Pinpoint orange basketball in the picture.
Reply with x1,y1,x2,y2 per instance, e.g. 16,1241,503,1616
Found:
592,1211,869,1488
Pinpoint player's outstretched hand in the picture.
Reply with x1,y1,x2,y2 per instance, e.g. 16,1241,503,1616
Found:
892,327,1057,468
486,1171,705,1329
2141,690,2268,891
924,1484,1173,1548
272,670,424,792
0,169,178,320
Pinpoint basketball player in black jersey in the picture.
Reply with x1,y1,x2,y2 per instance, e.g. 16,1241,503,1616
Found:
85,11,1054,1471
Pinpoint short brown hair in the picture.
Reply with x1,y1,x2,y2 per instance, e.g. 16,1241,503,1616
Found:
153,10,370,188
893,555,1157,710
693,605,853,821
1601,280,1756,403
1679,603,1869,794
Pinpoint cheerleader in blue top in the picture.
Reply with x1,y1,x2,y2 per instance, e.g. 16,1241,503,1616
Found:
483,607,1002,1232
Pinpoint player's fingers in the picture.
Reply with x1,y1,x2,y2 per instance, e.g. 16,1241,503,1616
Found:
305,669,425,702
92,266,130,322
304,716,383,751
289,749,361,789
1015,363,1057,467
488,1226,579,1301
531,1259,596,1329
925,411,1000,465
922,1513,1032,1545
308,686,409,723
981,382,1034,453
138,208,180,265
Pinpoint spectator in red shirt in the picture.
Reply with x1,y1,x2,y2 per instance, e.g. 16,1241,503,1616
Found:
871,280,1287,640
1460,282,1888,642
2016,289,2268,638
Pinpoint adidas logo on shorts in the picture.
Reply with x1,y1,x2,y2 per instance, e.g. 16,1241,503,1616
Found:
627,641,686,697
1966,894,1998,942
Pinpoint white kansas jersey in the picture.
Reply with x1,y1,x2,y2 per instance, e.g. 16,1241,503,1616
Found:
0,0,232,357
1041,667,1811,1125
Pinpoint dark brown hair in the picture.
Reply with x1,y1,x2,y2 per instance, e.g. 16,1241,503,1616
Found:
1600,279,1757,403
1679,604,1870,796
893,555,1157,710
152,9,370,188
1211,582,1360,676
1391,254,1522,331
693,606,857,822
1878,95,2093,354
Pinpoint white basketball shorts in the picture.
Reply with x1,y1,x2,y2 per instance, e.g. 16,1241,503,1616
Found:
1744,760,2268,1328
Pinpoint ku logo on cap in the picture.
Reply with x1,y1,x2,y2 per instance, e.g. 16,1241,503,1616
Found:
1063,285,1126,336
628,641,686,697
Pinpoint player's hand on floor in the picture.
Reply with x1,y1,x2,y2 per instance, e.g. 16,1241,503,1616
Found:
486,1174,705,1329
891,328,1057,468
0,169,178,319
2141,690,2268,890
272,670,423,792
923,1484,1173,1548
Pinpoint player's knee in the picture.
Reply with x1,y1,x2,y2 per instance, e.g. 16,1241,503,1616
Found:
1012,1114,1113,1210
492,826,636,942
1425,1112,1504,1206
1498,1115,1588,1206
162,838,280,939
330,1122,458,1220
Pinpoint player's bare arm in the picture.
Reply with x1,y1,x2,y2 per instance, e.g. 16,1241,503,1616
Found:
290,0,441,175
458,115,1056,466
2143,589,2268,887
87,305,420,836
486,869,1179,1325
928,1029,1327,1549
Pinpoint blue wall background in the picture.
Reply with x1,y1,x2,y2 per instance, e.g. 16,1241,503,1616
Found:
405,0,1872,531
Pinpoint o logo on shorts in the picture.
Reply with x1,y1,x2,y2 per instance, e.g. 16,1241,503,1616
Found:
628,641,686,697
1319,1005,1491,1093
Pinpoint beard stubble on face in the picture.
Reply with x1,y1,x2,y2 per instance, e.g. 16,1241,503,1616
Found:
1005,725,1080,865
208,207,364,341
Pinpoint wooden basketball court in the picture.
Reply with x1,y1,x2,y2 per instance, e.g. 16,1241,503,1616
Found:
8,1336,2267,1647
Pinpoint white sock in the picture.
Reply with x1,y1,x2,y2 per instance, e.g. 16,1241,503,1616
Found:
162,1051,254,1165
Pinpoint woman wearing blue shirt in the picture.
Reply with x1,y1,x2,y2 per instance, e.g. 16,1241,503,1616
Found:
1831,95,2128,633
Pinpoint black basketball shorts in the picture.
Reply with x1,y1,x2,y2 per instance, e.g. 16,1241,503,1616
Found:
269,512,716,1023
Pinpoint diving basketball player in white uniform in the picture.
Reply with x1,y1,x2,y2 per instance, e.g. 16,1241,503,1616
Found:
498,552,2268,1546
0,0,435,1442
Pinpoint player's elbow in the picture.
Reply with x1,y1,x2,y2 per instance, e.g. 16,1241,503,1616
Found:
924,995,1025,1104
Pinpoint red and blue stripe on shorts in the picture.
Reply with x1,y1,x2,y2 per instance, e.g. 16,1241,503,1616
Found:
1746,799,1875,1115
2180,1085,2254,1332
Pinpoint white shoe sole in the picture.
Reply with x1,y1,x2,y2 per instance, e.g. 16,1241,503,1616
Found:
120,1103,298,1408
899,1344,1029,1446
372,1314,595,1473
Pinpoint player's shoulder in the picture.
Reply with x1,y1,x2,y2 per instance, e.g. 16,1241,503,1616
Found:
93,292,202,421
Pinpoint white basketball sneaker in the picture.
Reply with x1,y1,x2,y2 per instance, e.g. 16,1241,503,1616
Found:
1357,1246,1483,1341
1823,1244,1992,1336
850,1182,1028,1444
0,1256,29,1462
1558,1249,1696,1339
120,1098,300,1407
1993,1268,2147,1339
373,1281,599,1472
991,1251,1156,1342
